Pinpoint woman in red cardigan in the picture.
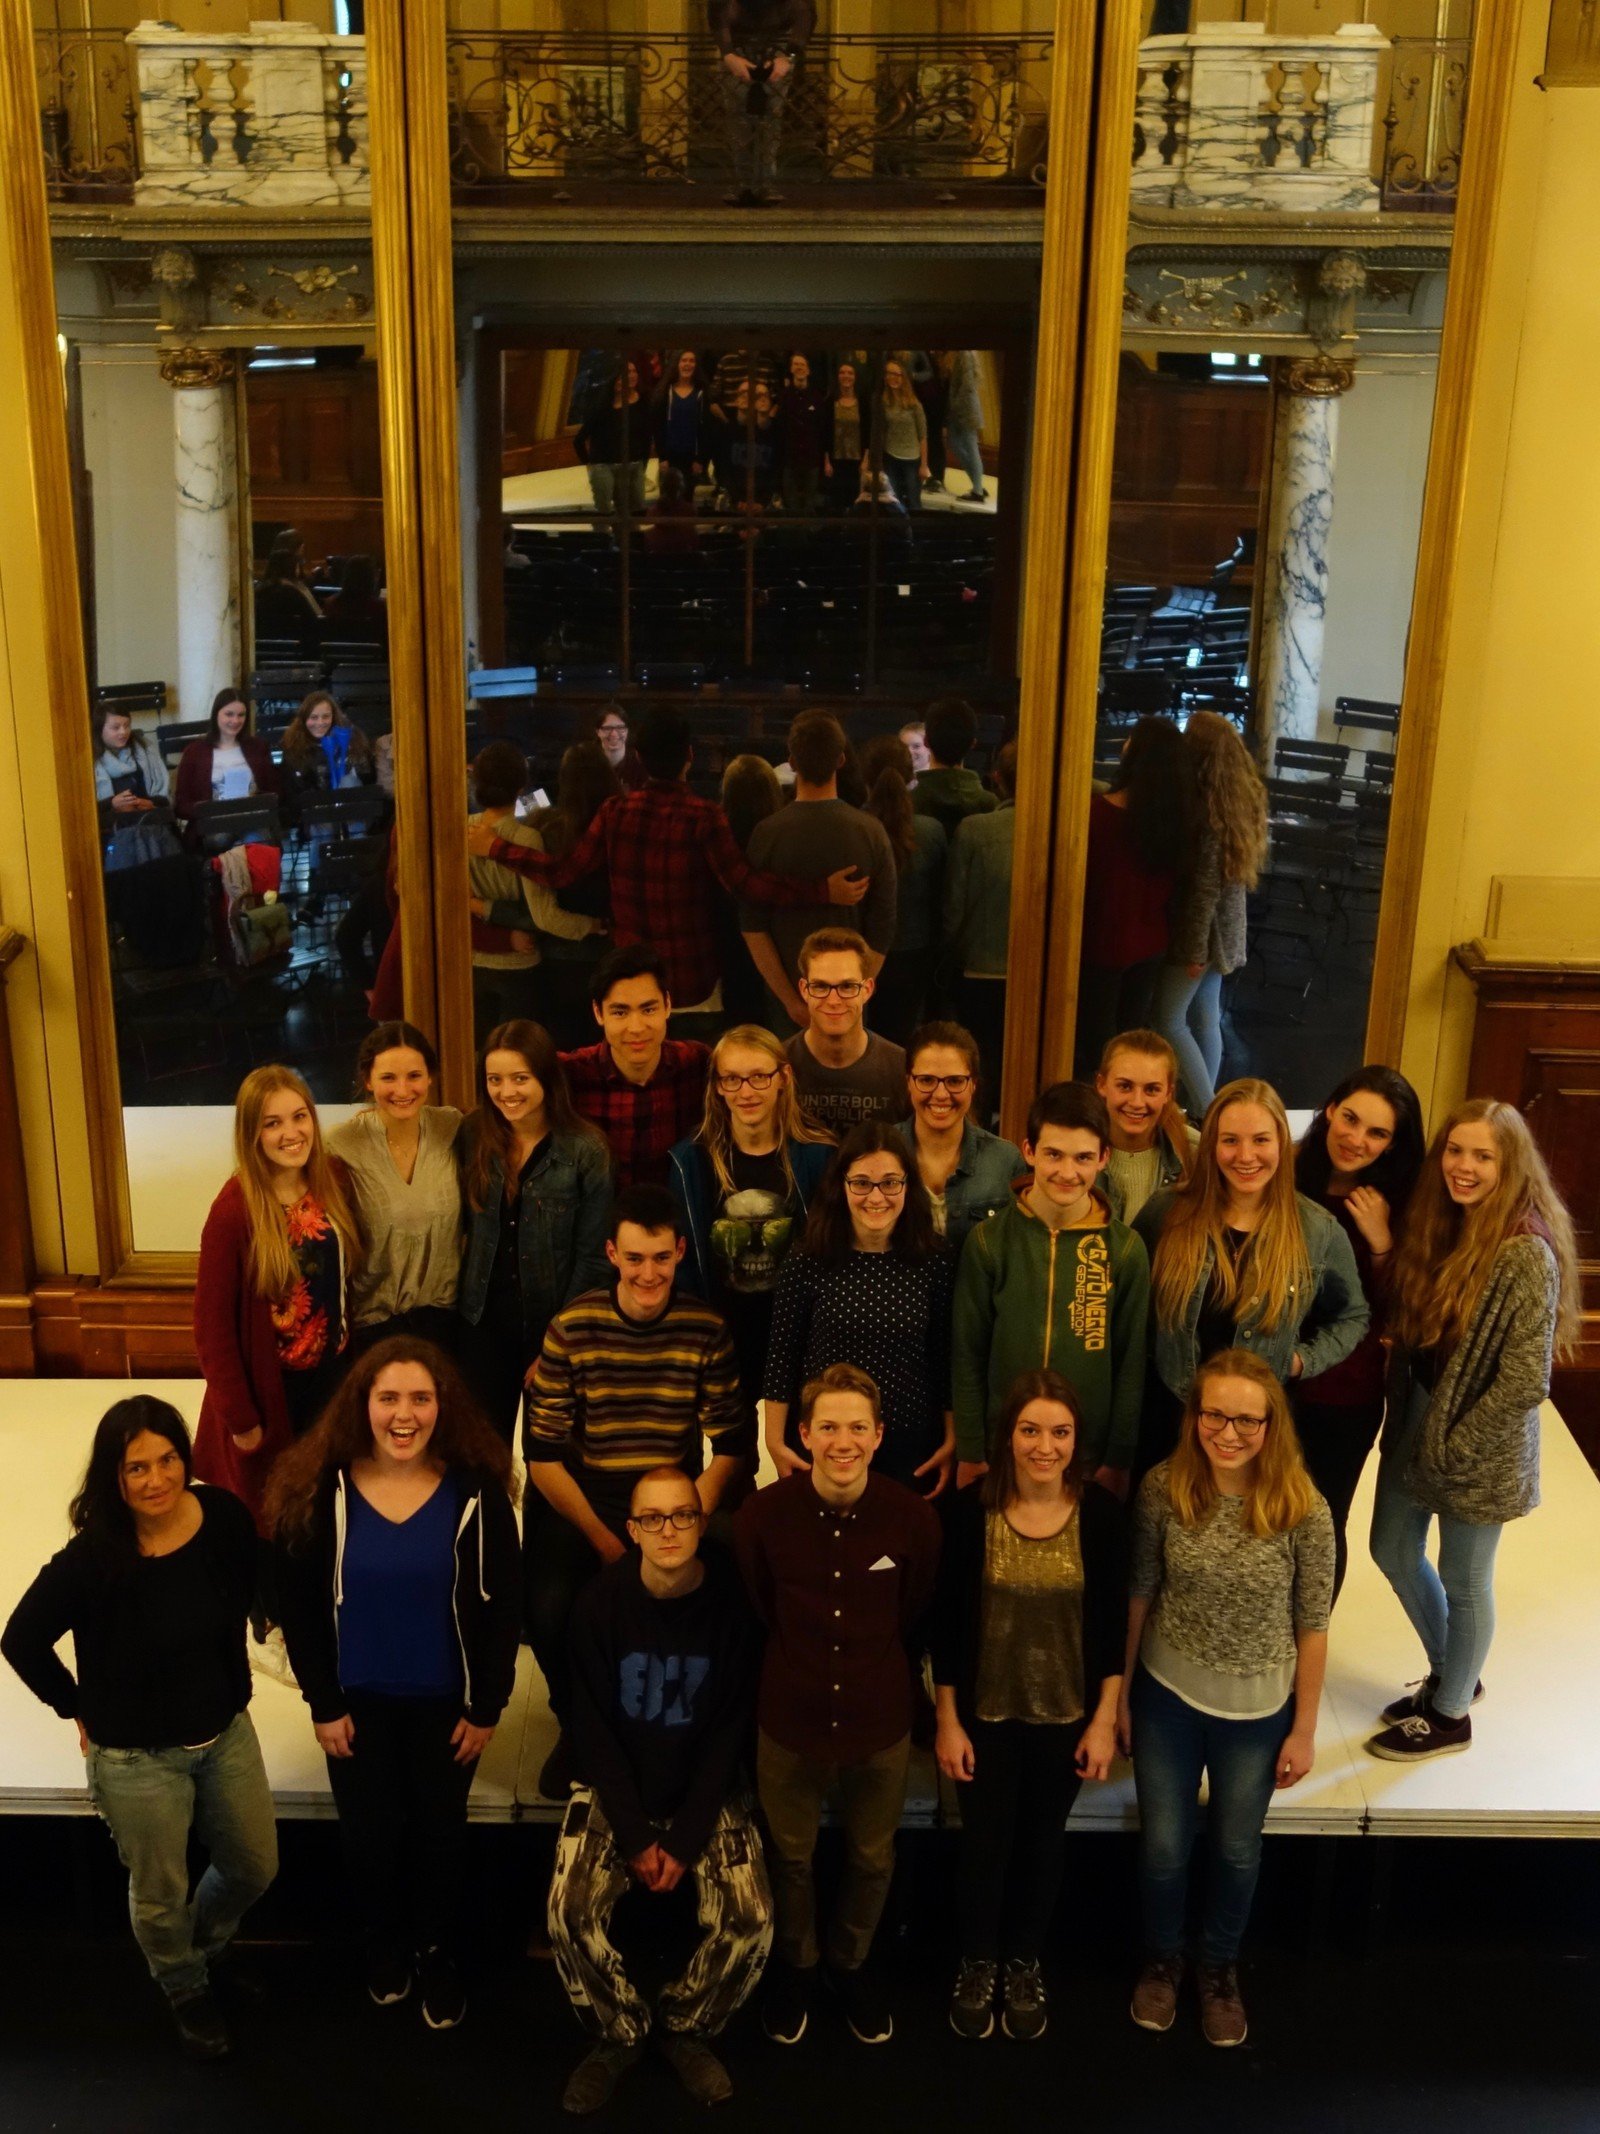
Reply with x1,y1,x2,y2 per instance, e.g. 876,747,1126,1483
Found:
174,687,279,844
191,1065,362,1538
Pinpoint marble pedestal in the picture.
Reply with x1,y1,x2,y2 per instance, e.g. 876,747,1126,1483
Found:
161,350,241,722
1258,358,1353,749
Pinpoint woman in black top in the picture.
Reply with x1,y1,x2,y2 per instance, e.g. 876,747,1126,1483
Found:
931,1369,1125,2045
268,1337,520,2032
1,1397,276,2062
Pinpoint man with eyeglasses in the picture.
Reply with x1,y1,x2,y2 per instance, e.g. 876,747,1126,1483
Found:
782,928,907,1133
549,1466,770,2112
741,712,897,1030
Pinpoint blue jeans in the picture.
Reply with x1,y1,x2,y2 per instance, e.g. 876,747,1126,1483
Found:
1131,1666,1291,1965
882,455,922,513
945,422,986,497
1152,961,1225,1112
1368,1386,1503,1719
86,1709,278,2000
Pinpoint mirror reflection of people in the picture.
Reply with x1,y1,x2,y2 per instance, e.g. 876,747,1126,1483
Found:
268,1339,521,2031
942,350,991,505
859,732,945,1047
873,357,929,515
279,690,376,818
94,704,169,830
593,706,644,792
712,0,815,206
825,360,864,510
2,1398,276,2063
173,688,279,842
551,1467,770,2111
652,349,708,489
933,1370,1126,2044
574,362,651,521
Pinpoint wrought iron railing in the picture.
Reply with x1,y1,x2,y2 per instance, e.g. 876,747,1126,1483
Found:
444,31,1054,195
1378,37,1469,212
35,28,138,201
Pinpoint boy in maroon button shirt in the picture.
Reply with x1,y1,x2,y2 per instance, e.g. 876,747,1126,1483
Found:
733,1362,939,2049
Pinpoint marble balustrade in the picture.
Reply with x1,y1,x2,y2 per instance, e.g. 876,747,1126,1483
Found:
1131,21,1385,215
127,21,369,210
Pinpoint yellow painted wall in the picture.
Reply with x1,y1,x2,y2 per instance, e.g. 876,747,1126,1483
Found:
1399,46,1600,1113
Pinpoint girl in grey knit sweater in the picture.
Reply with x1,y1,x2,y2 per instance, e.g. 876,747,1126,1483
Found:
1366,1099,1579,1762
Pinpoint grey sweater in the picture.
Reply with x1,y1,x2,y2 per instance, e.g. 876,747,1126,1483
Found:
1130,1462,1334,1678
1387,1232,1559,1527
1169,825,1248,975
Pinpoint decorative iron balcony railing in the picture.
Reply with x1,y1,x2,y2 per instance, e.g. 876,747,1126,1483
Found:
444,30,1055,196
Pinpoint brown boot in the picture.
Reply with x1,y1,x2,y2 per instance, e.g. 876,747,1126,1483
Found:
1197,1961,1247,2047
1129,1954,1183,2033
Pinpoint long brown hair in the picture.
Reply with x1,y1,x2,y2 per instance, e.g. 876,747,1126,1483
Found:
1186,711,1268,890
231,1066,361,1302
798,1124,939,1264
535,739,619,860
464,1020,604,1213
281,689,373,773
981,1367,1087,1511
695,1025,834,1200
859,733,918,869
1151,1078,1307,1335
1167,1348,1316,1539
265,1336,516,1541
1391,1098,1581,1358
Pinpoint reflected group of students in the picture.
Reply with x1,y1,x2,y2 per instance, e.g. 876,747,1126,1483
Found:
2,1004,1580,2103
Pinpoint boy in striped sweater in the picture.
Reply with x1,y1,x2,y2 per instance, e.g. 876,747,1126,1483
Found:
523,1182,743,1798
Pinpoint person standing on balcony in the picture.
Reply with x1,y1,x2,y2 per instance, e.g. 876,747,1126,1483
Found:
710,0,817,207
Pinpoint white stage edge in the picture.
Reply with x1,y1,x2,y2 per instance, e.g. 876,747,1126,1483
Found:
5,1378,1596,1834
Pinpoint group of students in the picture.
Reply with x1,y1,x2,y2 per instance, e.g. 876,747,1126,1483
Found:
3,988,1579,2107
575,347,989,524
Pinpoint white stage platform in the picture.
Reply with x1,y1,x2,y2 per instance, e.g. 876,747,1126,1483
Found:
3,1378,1597,1836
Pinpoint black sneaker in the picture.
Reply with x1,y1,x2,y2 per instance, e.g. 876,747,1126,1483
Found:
760,1959,813,2045
563,2040,642,2114
828,1962,892,2045
1379,1676,1484,1724
948,1957,997,2040
418,1946,466,2030
655,2029,734,2104
1001,1958,1047,2041
538,1735,574,1801
1365,1706,1473,1761
169,1986,232,2060
366,1948,412,2007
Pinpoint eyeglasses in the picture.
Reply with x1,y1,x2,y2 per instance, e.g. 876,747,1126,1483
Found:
1197,1408,1269,1440
910,1073,972,1096
630,1508,702,1533
801,979,863,1000
844,1173,906,1199
717,1070,778,1093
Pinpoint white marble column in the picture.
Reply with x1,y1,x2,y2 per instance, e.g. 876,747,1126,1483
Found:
160,349,241,719
1257,358,1353,749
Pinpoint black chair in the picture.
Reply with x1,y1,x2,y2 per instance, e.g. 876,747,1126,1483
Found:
298,789,388,837
1333,695,1401,740
188,796,283,851
155,719,212,770
253,637,305,665
321,641,386,666
94,680,168,716
1274,738,1350,781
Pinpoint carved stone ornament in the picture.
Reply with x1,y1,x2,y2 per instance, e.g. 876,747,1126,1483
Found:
150,246,199,291
1284,357,1356,398
1316,249,1368,298
158,346,236,391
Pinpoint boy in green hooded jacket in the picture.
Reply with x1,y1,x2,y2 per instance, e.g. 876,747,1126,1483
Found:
952,1081,1149,1495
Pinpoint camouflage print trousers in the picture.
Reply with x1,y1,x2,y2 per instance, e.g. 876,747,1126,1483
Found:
547,1787,773,2045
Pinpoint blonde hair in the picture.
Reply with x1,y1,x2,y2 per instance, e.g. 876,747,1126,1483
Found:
1167,1349,1317,1540
696,1025,834,1199
232,1066,362,1302
1392,1098,1581,1359
1186,711,1268,891
1098,1028,1193,1185
880,358,915,408
1152,1079,1308,1336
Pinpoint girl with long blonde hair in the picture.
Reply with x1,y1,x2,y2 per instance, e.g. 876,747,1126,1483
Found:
873,356,931,514
1132,1078,1368,1472
1119,1349,1333,2049
1366,1099,1579,1763
1151,711,1269,1110
191,1066,361,1536
668,1025,834,1466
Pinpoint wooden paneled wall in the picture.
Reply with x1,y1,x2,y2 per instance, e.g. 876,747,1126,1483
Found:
245,358,386,566
1109,354,1269,586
